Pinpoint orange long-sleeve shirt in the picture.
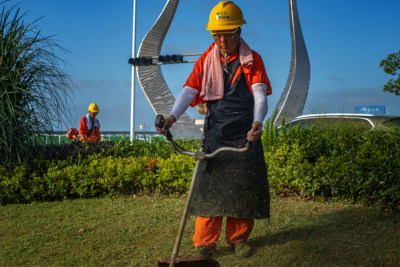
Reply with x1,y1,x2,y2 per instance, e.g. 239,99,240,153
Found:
79,116,101,142
184,43,272,107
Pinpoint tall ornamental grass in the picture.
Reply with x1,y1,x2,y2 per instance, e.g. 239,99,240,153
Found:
0,1,73,164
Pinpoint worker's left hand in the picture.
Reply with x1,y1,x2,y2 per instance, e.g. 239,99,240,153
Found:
247,121,262,142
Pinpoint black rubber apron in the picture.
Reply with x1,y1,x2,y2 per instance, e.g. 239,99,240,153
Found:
188,57,270,219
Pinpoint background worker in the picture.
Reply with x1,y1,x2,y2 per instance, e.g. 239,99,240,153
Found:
79,103,101,142
156,1,271,259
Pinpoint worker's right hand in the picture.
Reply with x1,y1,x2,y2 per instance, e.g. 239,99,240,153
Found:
247,121,263,142
156,114,176,135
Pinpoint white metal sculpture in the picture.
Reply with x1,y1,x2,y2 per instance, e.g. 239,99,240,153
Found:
273,0,310,126
136,0,201,139
134,0,310,136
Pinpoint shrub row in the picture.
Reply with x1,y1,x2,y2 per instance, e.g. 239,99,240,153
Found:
0,154,195,204
1,123,399,212
263,119,400,211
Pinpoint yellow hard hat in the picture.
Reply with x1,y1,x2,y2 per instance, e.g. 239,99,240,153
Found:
206,1,246,31
88,103,100,113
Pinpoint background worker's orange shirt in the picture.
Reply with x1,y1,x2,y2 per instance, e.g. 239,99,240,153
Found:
79,116,101,142
184,43,272,107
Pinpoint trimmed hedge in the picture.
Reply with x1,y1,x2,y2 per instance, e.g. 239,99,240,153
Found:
0,124,399,212
263,119,400,211
0,154,194,204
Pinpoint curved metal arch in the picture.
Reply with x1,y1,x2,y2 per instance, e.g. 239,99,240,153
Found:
273,0,310,127
136,0,202,139
136,0,310,132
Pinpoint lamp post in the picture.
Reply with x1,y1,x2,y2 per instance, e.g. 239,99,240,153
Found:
130,0,137,142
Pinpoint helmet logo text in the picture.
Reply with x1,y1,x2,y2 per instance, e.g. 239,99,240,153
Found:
215,11,229,20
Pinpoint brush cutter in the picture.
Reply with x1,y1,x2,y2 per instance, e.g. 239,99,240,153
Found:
155,114,250,267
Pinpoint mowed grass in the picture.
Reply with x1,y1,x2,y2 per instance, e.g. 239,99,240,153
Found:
0,195,399,266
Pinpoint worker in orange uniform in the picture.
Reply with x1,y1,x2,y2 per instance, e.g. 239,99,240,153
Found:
156,1,271,259
79,103,101,142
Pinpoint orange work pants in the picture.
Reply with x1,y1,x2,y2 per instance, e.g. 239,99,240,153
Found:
193,216,254,247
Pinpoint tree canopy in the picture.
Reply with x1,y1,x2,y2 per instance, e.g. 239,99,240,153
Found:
379,50,400,96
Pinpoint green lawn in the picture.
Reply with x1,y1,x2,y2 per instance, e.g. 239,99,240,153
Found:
0,195,399,266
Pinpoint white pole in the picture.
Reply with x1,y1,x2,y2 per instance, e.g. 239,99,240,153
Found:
130,0,137,142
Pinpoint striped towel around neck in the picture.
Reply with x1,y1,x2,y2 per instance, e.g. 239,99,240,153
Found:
200,38,254,101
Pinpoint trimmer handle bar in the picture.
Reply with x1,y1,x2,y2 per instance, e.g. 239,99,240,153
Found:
155,113,250,267
155,114,250,159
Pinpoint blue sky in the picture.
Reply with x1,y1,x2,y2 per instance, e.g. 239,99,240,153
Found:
13,0,400,131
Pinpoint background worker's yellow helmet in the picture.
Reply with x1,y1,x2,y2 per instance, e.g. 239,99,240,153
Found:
88,103,100,113
206,1,246,31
